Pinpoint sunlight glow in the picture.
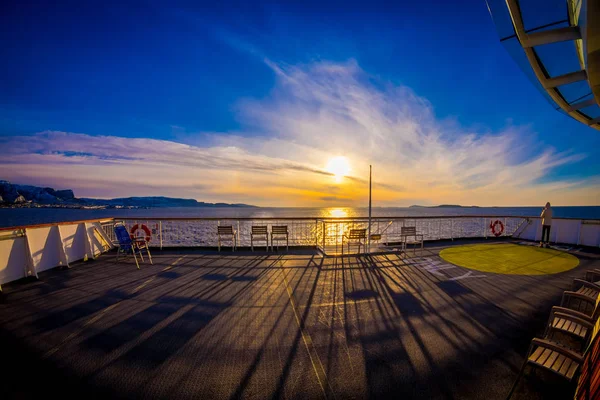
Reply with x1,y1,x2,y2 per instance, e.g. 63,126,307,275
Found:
328,208,348,218
326,156,351,182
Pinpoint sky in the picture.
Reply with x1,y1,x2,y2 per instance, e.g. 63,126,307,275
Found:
0,0,599,207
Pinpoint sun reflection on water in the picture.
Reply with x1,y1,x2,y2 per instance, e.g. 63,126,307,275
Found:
328,208,349,218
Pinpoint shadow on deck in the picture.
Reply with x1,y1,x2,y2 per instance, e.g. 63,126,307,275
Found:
1,242,599,399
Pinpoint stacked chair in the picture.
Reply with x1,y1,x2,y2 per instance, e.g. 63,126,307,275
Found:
508,269,600,399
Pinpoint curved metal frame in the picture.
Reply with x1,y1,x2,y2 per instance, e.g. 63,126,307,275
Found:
500,0,600,130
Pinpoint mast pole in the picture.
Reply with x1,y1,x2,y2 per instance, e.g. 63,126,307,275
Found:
368,165,372,253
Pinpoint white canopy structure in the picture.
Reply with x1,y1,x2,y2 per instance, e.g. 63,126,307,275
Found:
487,0,600,130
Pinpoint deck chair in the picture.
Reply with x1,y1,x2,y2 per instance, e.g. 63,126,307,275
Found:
114,222,153,269
251,225,268,251
572,270,600,300
400,226,423,255
573,280,600,300
217,225,236,252
543,292,600,350
342,228,367,255
507,293,600,399
271,226,288,251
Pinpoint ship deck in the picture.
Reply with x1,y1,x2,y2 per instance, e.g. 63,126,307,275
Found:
1,239,599,399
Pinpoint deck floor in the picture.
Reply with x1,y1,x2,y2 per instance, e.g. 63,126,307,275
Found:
1,240,599,399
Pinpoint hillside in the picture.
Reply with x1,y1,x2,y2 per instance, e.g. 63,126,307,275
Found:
0,180,255,208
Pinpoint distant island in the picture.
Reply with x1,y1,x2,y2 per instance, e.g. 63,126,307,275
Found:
409,204,481,208
0,180,256,209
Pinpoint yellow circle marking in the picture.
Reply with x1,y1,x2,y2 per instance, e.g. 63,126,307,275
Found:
439,243,579,275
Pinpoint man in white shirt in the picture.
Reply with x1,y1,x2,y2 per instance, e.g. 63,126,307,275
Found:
540,202,553,248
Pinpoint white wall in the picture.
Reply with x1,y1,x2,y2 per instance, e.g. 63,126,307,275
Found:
517,217,600,247
0,230,31,284
0,221,114,287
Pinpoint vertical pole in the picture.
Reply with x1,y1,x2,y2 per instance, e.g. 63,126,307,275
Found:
322,220,326,253
368,165,372,253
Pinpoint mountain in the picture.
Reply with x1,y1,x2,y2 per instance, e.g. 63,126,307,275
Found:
409,204,480,208
79,196,255,208
0,180,256,208
0,180,75,204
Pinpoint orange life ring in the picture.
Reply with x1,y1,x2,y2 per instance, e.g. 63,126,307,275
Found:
489,220,504,237
130,224,152,242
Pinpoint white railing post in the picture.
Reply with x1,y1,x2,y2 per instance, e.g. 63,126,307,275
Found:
336,222,339,255
483,218,487,239
322,220,326,252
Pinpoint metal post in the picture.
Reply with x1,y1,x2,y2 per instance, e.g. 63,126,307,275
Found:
368,165,372,253
484,218,488,239
336,222,339,255
159,221,163,250
322,220,326,253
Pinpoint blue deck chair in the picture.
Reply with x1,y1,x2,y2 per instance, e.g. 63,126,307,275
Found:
114,222,153,269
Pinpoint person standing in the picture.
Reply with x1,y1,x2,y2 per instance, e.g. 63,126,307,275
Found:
540,202,553,247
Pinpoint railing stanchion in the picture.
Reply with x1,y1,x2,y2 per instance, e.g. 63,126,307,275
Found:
336,222,339,255
484,218,488,239
323,220,326,253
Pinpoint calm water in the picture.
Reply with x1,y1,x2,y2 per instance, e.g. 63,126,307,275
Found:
1,206,599,228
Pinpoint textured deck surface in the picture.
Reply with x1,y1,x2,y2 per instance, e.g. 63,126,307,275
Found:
1,240,599,399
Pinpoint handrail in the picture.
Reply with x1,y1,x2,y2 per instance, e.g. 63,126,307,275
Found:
118,215,597,221
0,218,116,232
0,214,597,231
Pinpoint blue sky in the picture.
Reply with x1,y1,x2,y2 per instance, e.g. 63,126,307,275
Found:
0,0,598,206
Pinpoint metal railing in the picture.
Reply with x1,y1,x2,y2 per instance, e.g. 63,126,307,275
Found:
111,216,528,255
100,220,117,243
316,216,526,254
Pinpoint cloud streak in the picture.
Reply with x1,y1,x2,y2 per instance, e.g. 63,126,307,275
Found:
1,59,598,206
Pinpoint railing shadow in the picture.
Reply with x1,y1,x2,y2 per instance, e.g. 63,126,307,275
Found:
1,247,593,399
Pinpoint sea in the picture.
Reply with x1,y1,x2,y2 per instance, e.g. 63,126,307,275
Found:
1,206,599,229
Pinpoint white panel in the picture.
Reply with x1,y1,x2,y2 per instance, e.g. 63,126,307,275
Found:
26,226,67,273
553,220,581,244
579,223,600,247
0,232,28,284
515,218,599,247
60,223,89,264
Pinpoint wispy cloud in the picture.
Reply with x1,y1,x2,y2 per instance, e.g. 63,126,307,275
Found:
1,60,598,206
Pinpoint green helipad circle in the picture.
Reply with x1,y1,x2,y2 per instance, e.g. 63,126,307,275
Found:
439,243,579,275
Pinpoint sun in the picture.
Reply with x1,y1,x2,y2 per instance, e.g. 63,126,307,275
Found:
326,156,351,182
